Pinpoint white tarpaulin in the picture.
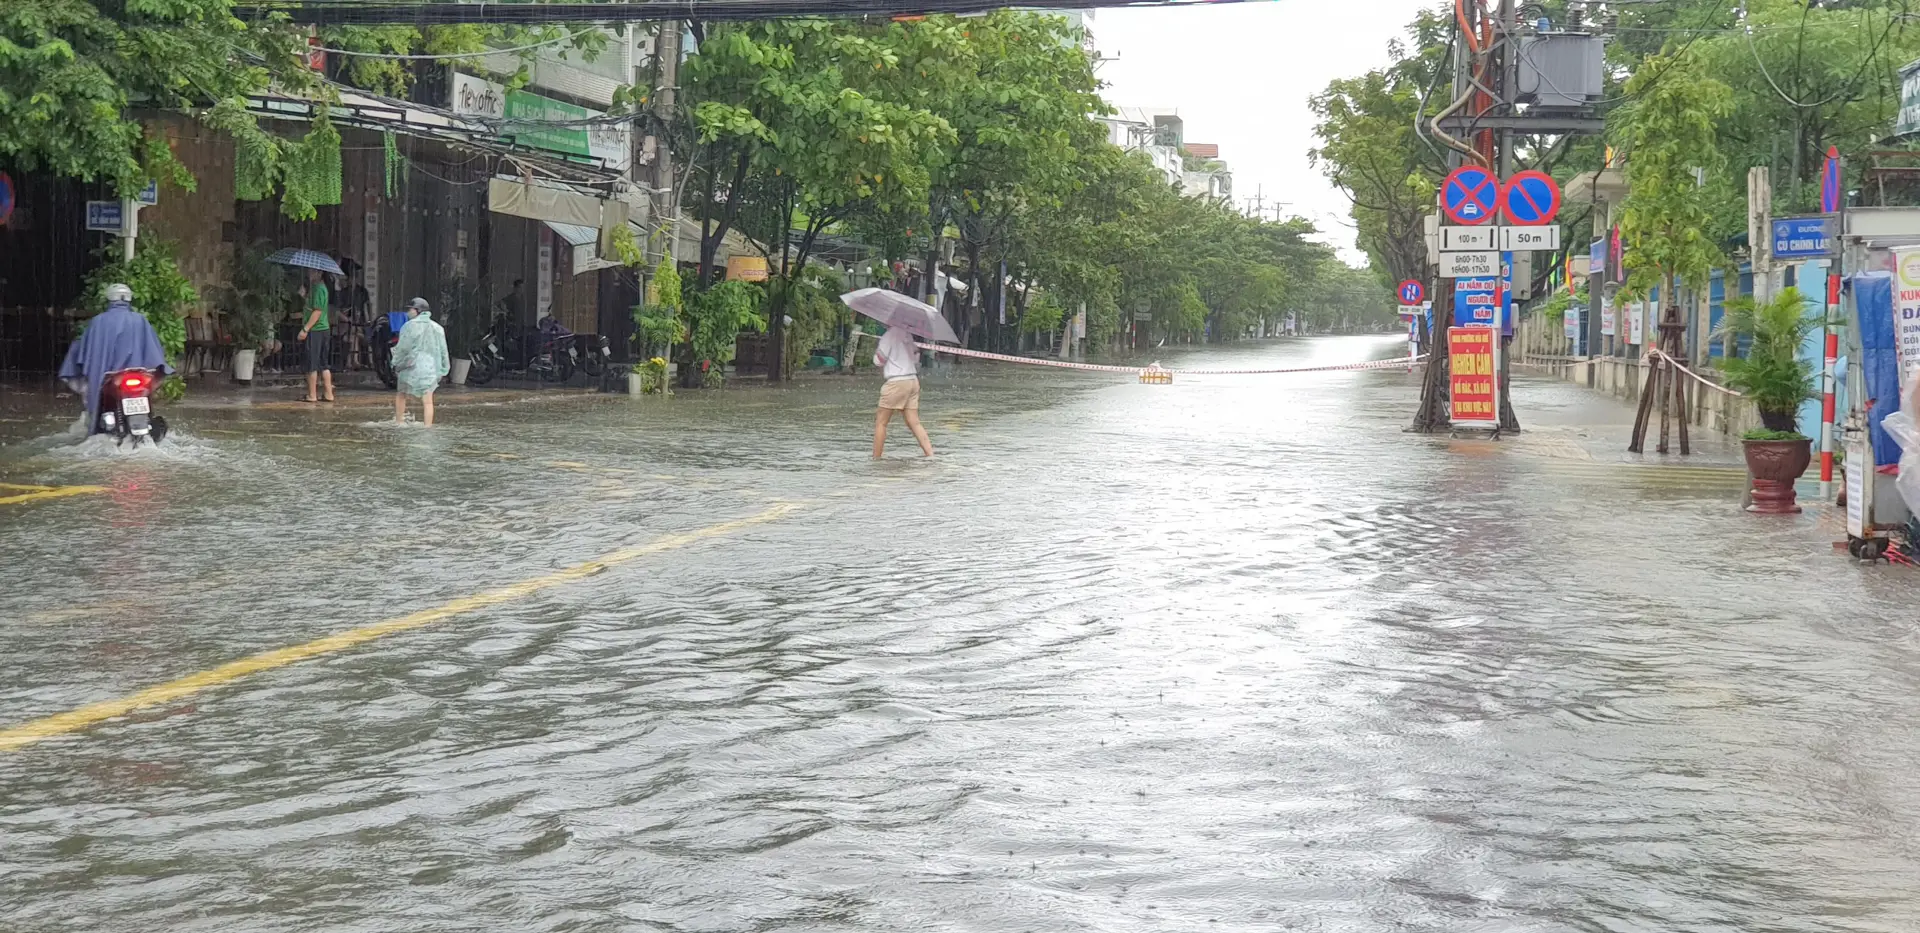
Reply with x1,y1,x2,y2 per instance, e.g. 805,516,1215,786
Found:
489,177,602,228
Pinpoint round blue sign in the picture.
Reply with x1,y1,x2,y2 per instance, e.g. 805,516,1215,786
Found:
1500,170,1561,226
1397,279,1425,304
1442,166,1498,225
0,172,13,227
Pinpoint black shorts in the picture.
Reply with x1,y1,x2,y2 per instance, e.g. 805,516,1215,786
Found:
305,330,332,373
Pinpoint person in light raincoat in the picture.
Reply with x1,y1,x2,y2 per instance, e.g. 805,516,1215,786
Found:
58,284,173,435
391,297,450,425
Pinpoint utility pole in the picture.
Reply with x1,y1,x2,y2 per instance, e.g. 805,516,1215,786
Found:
1417,0,1603,435
651,21,680,267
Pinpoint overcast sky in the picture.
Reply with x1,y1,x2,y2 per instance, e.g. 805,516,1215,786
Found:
1090,0,1439,264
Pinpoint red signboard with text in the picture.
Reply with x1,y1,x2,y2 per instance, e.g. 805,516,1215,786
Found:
1448,327,1498,426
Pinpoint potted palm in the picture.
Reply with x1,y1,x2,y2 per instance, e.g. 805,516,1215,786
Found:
218,240,293,384
1715,286,1821,514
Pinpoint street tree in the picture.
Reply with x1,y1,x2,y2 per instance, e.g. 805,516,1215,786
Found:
1613,49,1733,320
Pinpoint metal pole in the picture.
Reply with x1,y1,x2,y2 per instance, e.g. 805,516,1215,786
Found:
1822,270,1840,484
652,21,680,265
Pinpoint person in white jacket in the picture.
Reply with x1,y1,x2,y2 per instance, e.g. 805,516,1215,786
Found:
872,325,933,459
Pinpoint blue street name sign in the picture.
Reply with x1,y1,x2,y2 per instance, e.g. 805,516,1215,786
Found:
85,200,126,234
1771,215,1834,260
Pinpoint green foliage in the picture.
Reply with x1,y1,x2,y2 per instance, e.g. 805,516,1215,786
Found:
0,0,308,196
217,239,295,349
1715,286,1820,421
1743,428,1809,442
1020,294,1065,335
1614,50,1732,301
776,264,848,375
1690,0,1920,214
82,239,196,362
651,260,684,313
1307,10,1449,284
683,279,766,377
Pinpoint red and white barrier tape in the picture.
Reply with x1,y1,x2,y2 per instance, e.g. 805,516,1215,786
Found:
861,334,1426,376
1646,348,1744,397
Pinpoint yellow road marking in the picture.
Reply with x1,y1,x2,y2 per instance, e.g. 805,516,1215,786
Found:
0,502,799,753
0,485,109,507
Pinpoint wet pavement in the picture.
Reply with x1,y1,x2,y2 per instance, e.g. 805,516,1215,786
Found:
3,336,1917,932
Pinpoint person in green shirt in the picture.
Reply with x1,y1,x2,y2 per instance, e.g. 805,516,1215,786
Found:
298,267,334,402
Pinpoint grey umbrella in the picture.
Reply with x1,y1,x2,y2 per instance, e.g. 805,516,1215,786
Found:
265,248,344,275
840,288,959,344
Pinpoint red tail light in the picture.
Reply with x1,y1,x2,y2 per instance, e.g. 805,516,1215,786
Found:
119,373,151,391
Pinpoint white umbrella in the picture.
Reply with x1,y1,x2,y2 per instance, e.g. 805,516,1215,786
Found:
840,288,959,344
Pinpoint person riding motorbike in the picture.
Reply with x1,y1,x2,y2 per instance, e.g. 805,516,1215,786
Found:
58,284,173,436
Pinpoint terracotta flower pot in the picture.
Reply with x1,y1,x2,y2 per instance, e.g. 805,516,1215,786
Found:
1743,437,1812,514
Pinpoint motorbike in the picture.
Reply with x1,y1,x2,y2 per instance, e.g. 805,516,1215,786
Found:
578,332,613,380
466,313,578,385
94,369,169,446
367,311,407,390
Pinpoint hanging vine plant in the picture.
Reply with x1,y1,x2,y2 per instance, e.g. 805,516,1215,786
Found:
211,99,343,220
383,131,408,198
281,111,343,219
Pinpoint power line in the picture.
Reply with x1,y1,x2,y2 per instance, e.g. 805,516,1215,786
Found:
318,28,595,60
258,0,1274,26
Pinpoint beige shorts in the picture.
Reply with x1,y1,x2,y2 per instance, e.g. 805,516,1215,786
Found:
878,377,920,411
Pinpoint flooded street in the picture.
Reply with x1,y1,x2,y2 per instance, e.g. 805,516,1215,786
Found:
4,335,1919,932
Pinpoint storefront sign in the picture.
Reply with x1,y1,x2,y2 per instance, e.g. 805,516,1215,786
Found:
450,72,508,120
1892,247,1920,385
537,233,554,317
1900,59,1920,138
363,209,379,313
1448,327,1498,426
454,74,628,171
726,256,769,282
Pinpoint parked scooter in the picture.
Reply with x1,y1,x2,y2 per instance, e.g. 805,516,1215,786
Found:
95,369,169,446
366,311,407,389
466,312,577,385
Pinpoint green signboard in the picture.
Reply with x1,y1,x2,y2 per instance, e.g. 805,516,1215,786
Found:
505,90,592,157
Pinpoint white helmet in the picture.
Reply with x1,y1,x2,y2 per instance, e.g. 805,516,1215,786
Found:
105,283,133,303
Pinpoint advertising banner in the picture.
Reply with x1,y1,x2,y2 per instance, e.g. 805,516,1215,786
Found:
1601,301,1616,337
1564,305,1579,340
1448,327,1498,426
1453,276,1500,327
1892,247,1920,387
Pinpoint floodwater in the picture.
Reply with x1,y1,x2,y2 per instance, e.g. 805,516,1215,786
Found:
4,336,1919,933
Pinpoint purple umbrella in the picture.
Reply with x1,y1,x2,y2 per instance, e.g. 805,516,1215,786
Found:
265,248,344,275
840,288,959,344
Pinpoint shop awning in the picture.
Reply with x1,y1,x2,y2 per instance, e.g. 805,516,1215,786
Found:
545,220,621,275
545,221,598,247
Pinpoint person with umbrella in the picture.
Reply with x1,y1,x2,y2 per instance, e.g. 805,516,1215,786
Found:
265,248,345,402
842,288,953,459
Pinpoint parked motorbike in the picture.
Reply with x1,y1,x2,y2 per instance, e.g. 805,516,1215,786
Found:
367,312,406,389
466,313,577,385
578,333,612,379
95,369,169,446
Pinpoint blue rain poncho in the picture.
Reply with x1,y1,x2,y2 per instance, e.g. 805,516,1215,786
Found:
392,311,450,397
57,301,174,434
